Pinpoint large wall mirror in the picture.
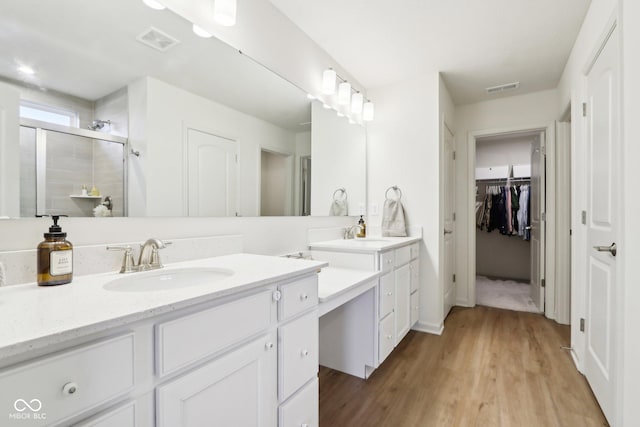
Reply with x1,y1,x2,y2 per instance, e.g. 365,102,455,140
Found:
0,0,366,218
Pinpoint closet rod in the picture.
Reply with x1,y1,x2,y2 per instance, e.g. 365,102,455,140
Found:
476,177,530,184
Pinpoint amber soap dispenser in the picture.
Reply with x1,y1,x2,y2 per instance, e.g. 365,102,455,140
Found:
37,215,73,286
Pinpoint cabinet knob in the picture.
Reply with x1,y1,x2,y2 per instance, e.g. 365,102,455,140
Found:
386,335,392,340
265,342,274,350
387,292,393,296
272,290,282,302
301,424,309,427
301,349,309,357
300,293,309,301
62,382,78,396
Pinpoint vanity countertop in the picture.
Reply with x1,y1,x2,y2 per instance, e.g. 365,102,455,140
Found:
0,254,327,359
309,235,421,254
318,267,380,303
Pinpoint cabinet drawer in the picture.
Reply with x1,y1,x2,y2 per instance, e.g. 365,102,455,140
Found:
279,311,318,401
379,251,395,273
279,378,318,427
156,289,274,377
0,334,135,427
279,275,318,321
410,259,420,293
394,245,411,267
409,243,420,260
379,272,394,319
411,291,419,326
74,401,136,427
379,312,395,364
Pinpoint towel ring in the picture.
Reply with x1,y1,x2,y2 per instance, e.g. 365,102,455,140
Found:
385,185,402,201
333,187,347,201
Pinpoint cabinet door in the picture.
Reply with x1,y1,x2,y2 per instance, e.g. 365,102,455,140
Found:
378,313,395,364
379,271,395,319
394,264,411,345
409,259,420,293
156,332,277,427
410,291,419,327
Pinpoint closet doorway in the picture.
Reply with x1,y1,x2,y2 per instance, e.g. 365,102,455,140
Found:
467,122,571,322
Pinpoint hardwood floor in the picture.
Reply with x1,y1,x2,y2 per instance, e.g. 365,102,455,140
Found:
319,306,608,427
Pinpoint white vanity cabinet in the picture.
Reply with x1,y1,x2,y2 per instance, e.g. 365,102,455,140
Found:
0,268,321,427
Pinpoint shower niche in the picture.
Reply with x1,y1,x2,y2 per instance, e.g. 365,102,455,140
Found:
19,120,126,218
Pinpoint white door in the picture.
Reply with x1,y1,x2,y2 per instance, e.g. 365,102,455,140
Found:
443,126,455,316
156,332,277,427
0,82,20,217
186,128,237,217
530,132,545,311
584,26,619,423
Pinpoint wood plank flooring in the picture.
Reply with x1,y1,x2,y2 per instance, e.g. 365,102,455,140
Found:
319,306,608,427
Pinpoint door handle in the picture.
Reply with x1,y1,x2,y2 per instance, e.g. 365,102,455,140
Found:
593,242,617,257
444,229,453,235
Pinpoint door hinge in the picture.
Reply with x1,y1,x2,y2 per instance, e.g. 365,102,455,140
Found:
570,229,572,236
581,210,587,225
453,212,456,221
541,278,546,288
235,154,238,163
582,102,587,117
541,212,546,221
541,145,546,156
453,274,456,283
453,151,456,160
580,318,585,332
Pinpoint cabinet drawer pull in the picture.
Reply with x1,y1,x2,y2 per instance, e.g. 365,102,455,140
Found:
299,293,309,301
300,349,309,357
62,382,78,395
265,342,274,350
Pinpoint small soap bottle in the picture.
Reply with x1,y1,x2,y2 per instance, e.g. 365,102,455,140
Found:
37,215,73,286
357,215,367,238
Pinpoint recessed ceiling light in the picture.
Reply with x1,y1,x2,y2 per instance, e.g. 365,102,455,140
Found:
142,0,166,10
192,24,212,38
17,65,35,75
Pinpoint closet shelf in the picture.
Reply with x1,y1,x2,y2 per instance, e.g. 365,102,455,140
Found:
69,195,102,200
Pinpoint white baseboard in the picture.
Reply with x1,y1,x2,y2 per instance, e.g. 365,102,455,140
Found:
412,321,444,335
455,300,474,308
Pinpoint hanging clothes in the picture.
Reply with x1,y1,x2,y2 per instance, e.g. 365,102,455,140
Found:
476,181,531,240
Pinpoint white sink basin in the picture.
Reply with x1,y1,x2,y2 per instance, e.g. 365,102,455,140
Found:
103,267,234,292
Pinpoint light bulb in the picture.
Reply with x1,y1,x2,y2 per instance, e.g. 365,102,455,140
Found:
338,82,351,105
214,0,237,26
192,24,212,38
322,69,336,95
142,0,166,10
351,92,363,114
363,101,374,121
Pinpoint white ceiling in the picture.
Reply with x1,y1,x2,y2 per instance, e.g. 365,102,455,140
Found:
0,0,310,131
269,0,592,104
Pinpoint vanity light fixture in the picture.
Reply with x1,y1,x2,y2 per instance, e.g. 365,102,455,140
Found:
322,68,337,95
363,101,374,121
192,24,212,38
350,92,363,114
142,0,166,10
338,81,351,105
322,103,331,109
214,0,237,26
17,65,35,75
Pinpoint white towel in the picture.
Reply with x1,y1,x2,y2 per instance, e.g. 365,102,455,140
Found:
382,199,407,236
329,199,348,216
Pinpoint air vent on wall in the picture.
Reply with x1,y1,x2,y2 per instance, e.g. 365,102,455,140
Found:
486,81,520,94
136,27,180,52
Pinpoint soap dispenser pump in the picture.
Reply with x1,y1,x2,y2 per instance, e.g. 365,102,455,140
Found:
37,215,73,286
357,215,367,238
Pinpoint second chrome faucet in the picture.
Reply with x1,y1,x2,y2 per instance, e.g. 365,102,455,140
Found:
107,238,172,273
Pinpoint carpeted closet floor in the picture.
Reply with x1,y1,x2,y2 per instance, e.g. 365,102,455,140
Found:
475,275,540,313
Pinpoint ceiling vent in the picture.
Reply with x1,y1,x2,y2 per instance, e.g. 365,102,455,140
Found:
486,81,520,95
136,27,180,52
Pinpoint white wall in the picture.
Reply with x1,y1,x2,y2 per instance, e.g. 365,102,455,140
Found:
621,1,640,423
128,77,296,217
367,72,443,333
293,131,311,215
95,87,128,138
475,135,533,168
260,150,288,216
311,102,366,216
454,89,560,306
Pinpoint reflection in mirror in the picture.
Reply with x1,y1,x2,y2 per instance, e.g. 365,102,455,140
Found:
0,0,366,218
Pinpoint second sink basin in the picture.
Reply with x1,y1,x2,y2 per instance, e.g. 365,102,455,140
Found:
103,267,234,292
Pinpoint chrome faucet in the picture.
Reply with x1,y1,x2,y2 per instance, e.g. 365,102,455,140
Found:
344,225,363,239
107,238,171,273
